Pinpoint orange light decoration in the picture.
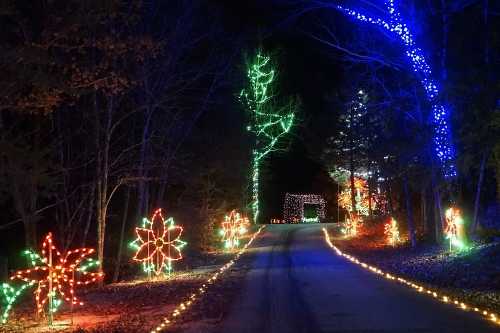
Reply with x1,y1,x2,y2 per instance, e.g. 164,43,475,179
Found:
384,217,400,246
338,177,373,216
220,210,247,249
239,213,250,231
9,233,103,320
131,208,186,276
322,228,499,327
342,214,360,236
338,177,388,216
444,207,466,251
241,215,250,234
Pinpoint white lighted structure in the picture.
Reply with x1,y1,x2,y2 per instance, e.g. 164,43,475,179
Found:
283,193,326,223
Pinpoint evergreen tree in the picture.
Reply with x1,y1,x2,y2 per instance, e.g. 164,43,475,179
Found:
326,89,380,214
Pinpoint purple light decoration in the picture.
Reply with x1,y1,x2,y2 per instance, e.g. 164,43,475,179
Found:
337,0,457,177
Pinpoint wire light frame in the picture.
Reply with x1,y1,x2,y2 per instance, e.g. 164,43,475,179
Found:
283,193,326,223
130,208,187,277
8,233,103,325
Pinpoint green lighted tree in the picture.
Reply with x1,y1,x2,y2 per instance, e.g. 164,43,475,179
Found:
240,51,298,223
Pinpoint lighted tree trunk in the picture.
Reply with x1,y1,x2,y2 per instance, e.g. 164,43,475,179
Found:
252,156,260,223
240,52,297,223
308,1,458,177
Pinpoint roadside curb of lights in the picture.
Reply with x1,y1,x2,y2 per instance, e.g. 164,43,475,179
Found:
150,225,266,333
322,228,499,326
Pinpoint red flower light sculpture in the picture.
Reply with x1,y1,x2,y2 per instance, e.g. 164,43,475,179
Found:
221,210,246,249
10,233,103,315
132,208,186,276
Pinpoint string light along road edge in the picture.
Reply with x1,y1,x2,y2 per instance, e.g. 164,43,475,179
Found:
322,228,499,326
150,225,266,333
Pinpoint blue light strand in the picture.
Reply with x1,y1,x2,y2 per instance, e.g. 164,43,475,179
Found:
337,0,457,177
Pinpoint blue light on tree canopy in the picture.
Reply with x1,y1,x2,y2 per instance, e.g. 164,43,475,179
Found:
337,0,457,177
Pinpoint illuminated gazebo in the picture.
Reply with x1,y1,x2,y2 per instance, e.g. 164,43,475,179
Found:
283,193,326,223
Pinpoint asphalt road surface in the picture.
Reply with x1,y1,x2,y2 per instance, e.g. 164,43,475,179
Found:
214,224,498,333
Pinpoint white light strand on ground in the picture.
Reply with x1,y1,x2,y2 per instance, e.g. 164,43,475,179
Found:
322,228,499,326
150,226,266,333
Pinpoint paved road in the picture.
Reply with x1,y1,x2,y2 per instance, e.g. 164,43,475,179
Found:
214,224,498,333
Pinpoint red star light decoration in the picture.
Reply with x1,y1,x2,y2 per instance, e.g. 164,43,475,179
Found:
132,208,187,276
10,233,103,316
220,210,247,249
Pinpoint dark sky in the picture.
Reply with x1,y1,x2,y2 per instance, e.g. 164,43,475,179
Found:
210,0,345,222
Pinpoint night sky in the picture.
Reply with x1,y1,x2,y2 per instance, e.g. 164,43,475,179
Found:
210,1,347,222
3,0,497,256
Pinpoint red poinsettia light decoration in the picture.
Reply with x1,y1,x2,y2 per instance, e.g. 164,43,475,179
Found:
131,208,187,276
10,233,103,315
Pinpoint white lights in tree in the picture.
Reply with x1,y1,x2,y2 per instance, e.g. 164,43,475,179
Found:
336,0,457,177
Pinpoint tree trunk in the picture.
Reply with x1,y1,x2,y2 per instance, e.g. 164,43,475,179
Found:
22,215,37,249
403,175,416,247
387,181,394,215
97,98,113,280
156,172,169,207
81,184,95,248
432,178,444,242
471,152,487,234
349,152,356,216
421,186,427,235
113,187,130,283
94,92,113,281
10,176,36,248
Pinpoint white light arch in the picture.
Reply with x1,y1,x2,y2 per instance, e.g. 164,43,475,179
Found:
284,193,326,223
